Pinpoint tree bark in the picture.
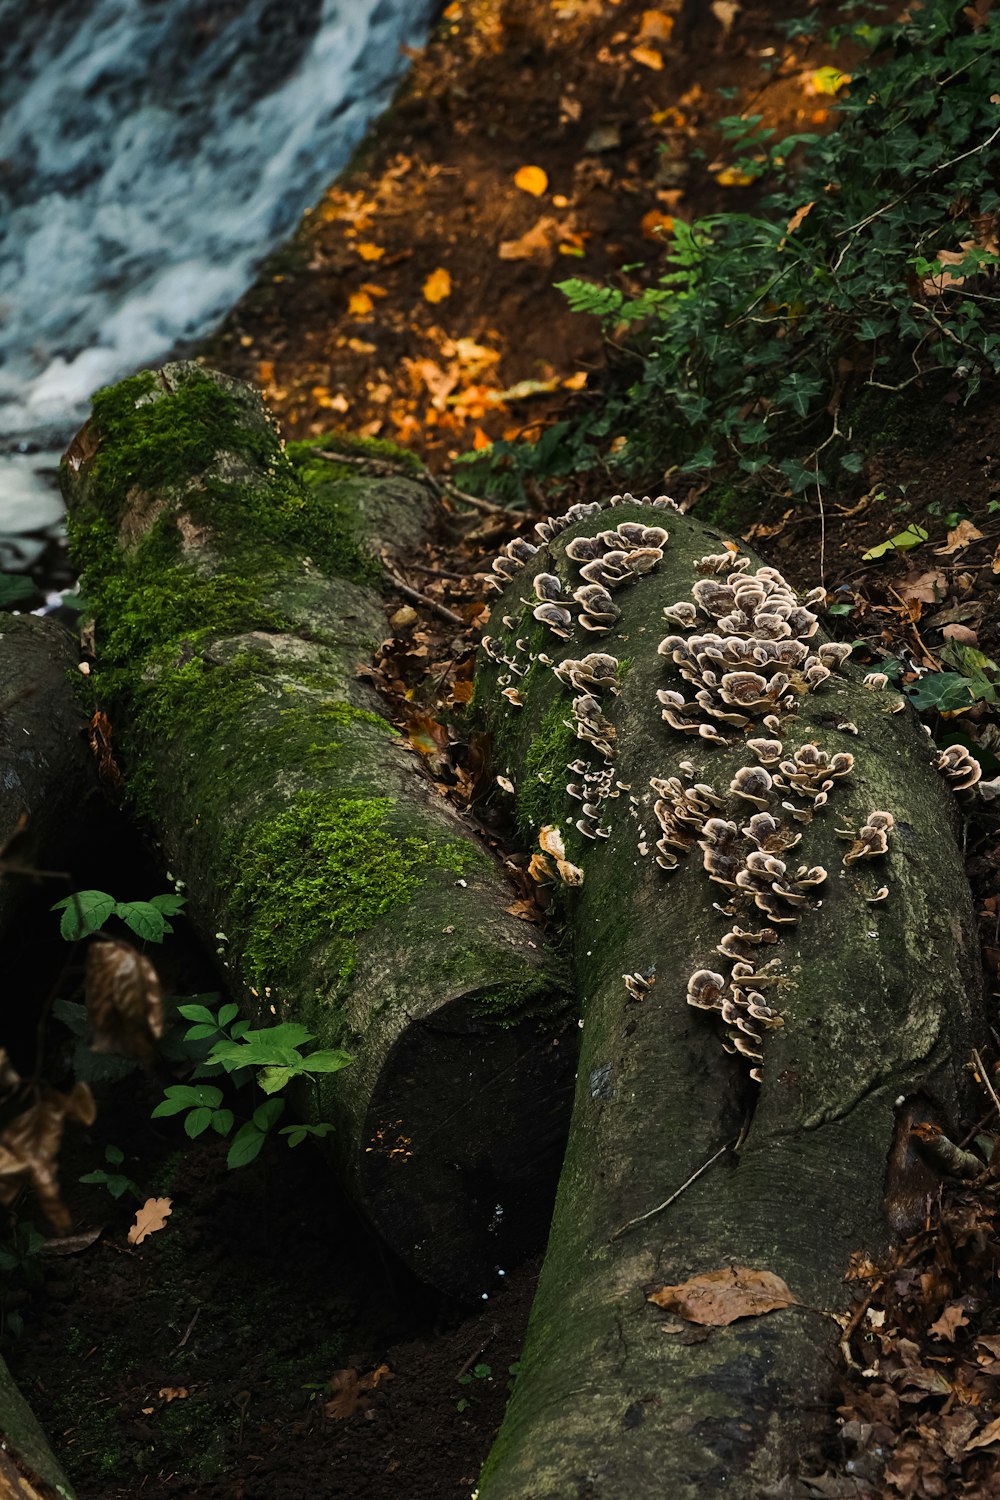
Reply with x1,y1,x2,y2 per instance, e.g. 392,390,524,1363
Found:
60,363,572,1295
0,1353,76,1498
0,615,94,927
474,497,984,1496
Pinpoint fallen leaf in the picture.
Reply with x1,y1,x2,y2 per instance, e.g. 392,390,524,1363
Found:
631,43,664,69
86,938,164,1063
0,1078,97,1233
641,209,674,240
928,1301,970,1341
422,267,452,304
786,201,815,235
348,290,374,317
992,541,1000,575
499,216,561,261
648,1266,797,1326
638,8,674,42
811,66,850,95
715,165,760,188
158,1387,188,1402
862,525,928,561
355,242,384,261
942,623,979,647
710,0,739,35
898,569,948,606
935,519,984,555
514,165,548,197
128,1197,173,1246
966,1415,1000,1451
325,1364,393,1420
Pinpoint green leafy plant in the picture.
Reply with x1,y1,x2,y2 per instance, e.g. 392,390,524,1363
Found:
79,1144,143,1201
51,889,186,943
0,1222,46,1341
462,0,1000,499
153,1003,349,1168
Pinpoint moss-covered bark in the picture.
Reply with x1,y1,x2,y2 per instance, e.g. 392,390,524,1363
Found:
475,500,983,1496
0,1352,76,1498
61,363,572,1294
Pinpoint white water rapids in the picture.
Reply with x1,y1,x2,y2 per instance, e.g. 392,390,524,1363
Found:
0,0,437,555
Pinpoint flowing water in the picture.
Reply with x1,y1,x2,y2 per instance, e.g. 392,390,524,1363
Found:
0,0,437,563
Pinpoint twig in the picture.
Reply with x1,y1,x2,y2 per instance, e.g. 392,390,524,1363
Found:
972,1048,1000,1118
611,1137,735,1239
379,556,465,627
311,445,518,517
172,1304,201,1353
455,1323,498,1381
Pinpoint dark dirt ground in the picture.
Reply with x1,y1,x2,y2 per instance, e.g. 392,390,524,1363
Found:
5,1,1000,1497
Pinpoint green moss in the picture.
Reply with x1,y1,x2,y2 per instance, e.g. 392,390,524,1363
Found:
516,696,578,836
287,430,422,474
698,481,763,536
229,791,475,991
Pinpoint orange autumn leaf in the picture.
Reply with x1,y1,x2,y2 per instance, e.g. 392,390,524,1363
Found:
128,1196,173,1245
472,426,492,450
631,43,664,69
422,267,452,304
355,242,384,261
348,290,374,317
514,164,548,197
638,8,674,42
641,209,675,240
786,201,815,235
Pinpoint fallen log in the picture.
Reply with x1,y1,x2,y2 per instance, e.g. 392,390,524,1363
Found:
61,363,572,1294
474,495,984,1497
0,1354,76,1499
0,615,94,925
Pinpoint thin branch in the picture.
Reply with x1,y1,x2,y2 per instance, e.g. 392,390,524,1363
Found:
611,1137,736,1239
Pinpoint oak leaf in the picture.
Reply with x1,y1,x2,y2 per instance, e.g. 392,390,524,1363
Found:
128,1197,172,1245
966,1415,1000,1451
648,1266,797,1325
786,202,815,235
0,1075,96,1234
935,519,983,555
928,1301,969,1341
325,1364,393,1420
499,218,561,261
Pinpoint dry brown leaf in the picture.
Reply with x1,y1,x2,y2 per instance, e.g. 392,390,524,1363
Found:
158,1387,188,1402
348,290,374,317
355,242,384,261
325,1364,393,1420
631,43,664,69
648,1266,797,1326
966,1415,1000,1452
935,519,984,555
0,1080,96,1233
941,623,979,647
498,217,561,261
786,201,815,235
422,267,452,304
641,209,674,240
128,1196,173,1246
638,8,674,41
86,938,163,1063
928,1301,970,1341
898,569,948,606
993,541,1000,575
514,165,548,197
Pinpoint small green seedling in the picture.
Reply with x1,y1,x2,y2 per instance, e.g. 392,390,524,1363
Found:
51,889,186,944
154,1004,349,1168
456,1362,493,1412
79,1144,143,1201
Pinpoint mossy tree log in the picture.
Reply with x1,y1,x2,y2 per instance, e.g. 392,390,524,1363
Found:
0,1353,76,1499
60,362,572,1294
474,499,984,1497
